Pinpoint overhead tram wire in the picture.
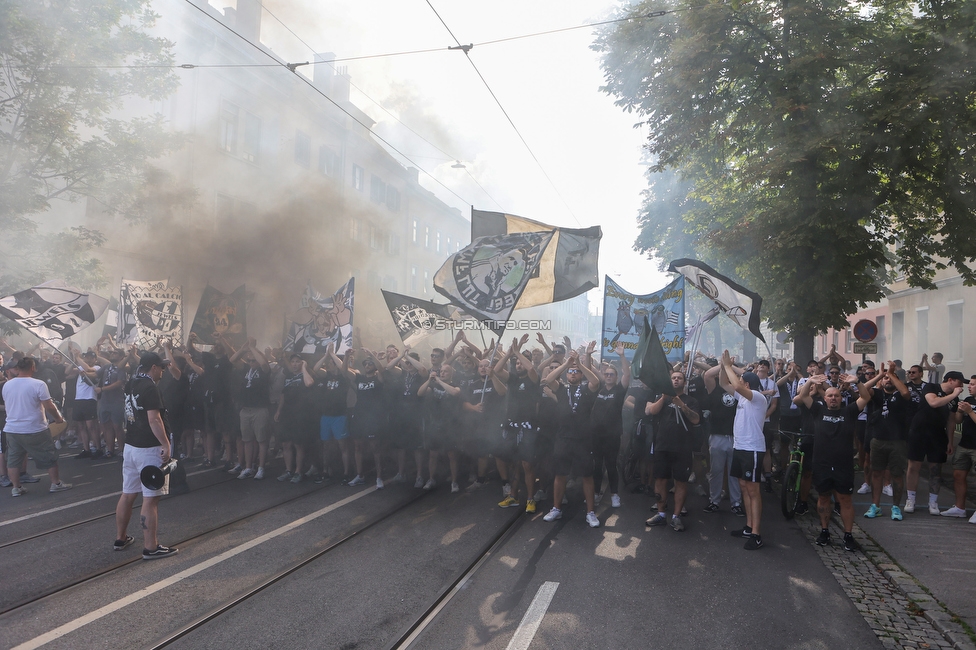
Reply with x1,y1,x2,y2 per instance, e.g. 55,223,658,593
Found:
254,1,507,212
422,0,583,226
179,0,472,210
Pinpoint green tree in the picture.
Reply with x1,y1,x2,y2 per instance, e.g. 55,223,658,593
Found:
0,0,183,301
595,0,976,363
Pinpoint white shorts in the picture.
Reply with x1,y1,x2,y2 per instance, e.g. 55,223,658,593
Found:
122,445,169,498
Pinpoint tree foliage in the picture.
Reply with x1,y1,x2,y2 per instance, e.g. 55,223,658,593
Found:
595,0,976,348
0,0,183,295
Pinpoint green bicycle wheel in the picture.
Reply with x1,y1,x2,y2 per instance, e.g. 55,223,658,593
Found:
781,462,800,519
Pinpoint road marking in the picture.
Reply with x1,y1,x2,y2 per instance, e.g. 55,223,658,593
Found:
505,581,559,650
12,487,376,650
0,467,219,528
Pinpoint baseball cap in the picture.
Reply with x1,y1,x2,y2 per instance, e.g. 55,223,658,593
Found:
139,352,171,369
943,371,965,383
741,371,762,391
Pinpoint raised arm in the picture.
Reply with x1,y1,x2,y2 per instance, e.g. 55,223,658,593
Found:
615,342,632,389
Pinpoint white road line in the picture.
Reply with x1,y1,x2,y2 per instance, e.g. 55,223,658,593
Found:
0,467,219,528
505,581,559,650
12,487,376,650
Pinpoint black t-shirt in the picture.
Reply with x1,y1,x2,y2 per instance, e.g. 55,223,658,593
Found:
590,383,627,436
652,393,701,452
554,382,597,440
281,371,314,421
425,383,460,432
506,373,540,423
779,378,800,417
202,352,233,405
960,396,976,449
352,372,386,426
707,386,737,436
240,366,271,409
159,371,189,417
124,374,166,448
396,371,425,424
803,401,860,470
868,388,908,442
37,362,66,406
314,371,348,417
462,378,505,428
910,383,957,438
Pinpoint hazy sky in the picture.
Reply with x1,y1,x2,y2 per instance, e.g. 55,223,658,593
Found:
211,0,673,300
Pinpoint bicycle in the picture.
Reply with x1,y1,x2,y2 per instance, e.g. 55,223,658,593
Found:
779,430,810,519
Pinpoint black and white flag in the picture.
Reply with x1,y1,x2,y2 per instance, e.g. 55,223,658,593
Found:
119,279,183,348
283,279,354,355
668,258,766,343
0,280,108,341
434,231,554,335
382,290,461,347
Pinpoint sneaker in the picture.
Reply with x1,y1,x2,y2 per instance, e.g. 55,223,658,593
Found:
143,545,179,560
688,472,696,483
562,495,568,505
928,502,941,516
104,450,114,459
882,484,893,497
744,534,763,550
305,466,319,477
904,497,915,513
203,459,215,468
11,486,27,497
594,492,603,506
502,483,512,498
731,526,752,538
290,473,302,484
891,505,903,521
49,481,72,493
0,475,10,488
113,536,134,551
586,511,600,528
533,489,547,502
794,501,809,516
969,511,976,524
498,496,519,508
467,480,486,491
611,494,621,508
423,478,436,491
680,507,688,516
277,471,293,482
670,515,685,532
227,464,243,475
76,449,92,459
450,481,458,493
864,504,883,518
314,474,329,484
816,529,831,546
19,473,40,484
833,501,841,516
348,475,365,486
631,484,646,494
391,473,405,483
646,513,667,527
703,503,720,513
238,468,255,480
843,534,861,552
543,507,562,522
941,506,967,518
254,467,265,480
856,482,871,494
525,499,537,514
376,478,385,490
731,504,746,517
414,476,424,489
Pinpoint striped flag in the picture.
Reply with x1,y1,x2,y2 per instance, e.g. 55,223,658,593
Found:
0,280,108,342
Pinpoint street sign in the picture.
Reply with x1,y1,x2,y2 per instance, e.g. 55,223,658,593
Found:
853,319,878,343
853,342,878,355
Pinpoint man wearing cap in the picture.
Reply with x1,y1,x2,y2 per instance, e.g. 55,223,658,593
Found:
68,349,101,457
114,352,178,559
2,357,71,496
905,370,965,514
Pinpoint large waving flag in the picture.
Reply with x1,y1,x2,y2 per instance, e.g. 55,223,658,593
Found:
602,275,685,364
632,318,676,397
118,279,183,349
284,279,354,355
189,284,247,348
382,290,462,347
0,280,108,342
471,209,601,309
668,259,765,343
434,231,554,335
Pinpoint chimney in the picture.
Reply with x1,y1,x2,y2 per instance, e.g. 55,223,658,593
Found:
235,0,262,43
333,65,351,104
313,52,336,96
222,6,236,29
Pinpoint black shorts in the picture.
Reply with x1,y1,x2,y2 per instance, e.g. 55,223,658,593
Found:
503,422,539,464
813,465,855,495
350,413,386,440
495,422,518,461
74,399,97,422
183,402,205,431
552,437,594,477
730,449,762,482
652,448,693,482
391,417,422,450
207,402,239,437
907,429,949,464
855,420,867,445
278,414,317,444
424,423,459,451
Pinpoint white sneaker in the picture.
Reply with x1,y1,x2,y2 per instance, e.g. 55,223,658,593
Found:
376,477,384,490
543,507,562,522
238,468,255,480
348,475,365,486
391,473,405,483
611,494,621,508
904,497,915,513
940,506,967,518
49,481,72,493
688,472,696,483
305,466,319,477
254,467,265,480
562,495,568,505
969,511,976,524
414,476,424,488
451,482,459,493
585,511,600,528
533,489,547,502
882,484,893,497
594,492,603,505
423,478,436,490
928,502,941,516
857,482,871,494
502,483,512,498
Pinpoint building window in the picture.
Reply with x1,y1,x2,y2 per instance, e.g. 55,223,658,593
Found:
948,301,963,360
369,226,383,250
845,328,852,354
436,231,442,254
423,270,429,295
215,192,234,230
367,270,380,289
446,236,451,253
411,266,418,291
370,174,387,203
916,307,929,359
387,234,400,256
219,100,239,153
386,187,400,212
891,311,904,361
318,145,338,176
242,112,260,162
411,219,418,244
295,129,311,167
352,164,364,191
424,225,430,249
349,217,363,242
383,275,397,291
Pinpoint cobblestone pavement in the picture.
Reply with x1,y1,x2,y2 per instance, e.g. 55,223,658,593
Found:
794,511,976,650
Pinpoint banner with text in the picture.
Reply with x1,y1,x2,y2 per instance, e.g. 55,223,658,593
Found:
601,275,684,364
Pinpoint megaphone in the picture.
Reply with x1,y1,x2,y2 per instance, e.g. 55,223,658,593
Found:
141,459,179,490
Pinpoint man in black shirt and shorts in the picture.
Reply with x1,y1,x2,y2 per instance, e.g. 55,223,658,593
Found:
115,352,178,559
905,370,964,514
943,375,976,522
859,362,910,520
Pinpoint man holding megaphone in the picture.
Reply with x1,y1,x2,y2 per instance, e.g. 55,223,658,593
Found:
114,352,179,560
